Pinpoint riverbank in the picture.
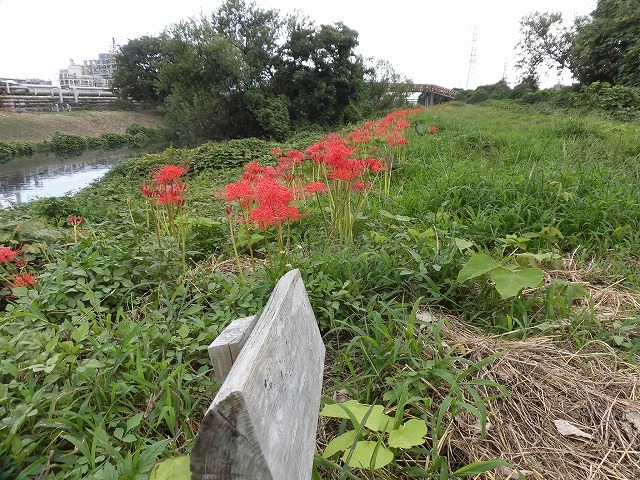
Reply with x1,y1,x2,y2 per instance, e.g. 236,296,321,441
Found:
0,110,166,142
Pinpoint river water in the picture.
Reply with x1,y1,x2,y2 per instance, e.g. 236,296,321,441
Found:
0,149,134,208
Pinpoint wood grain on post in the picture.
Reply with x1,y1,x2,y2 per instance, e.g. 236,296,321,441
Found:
191,269,325,480
208,315,257,384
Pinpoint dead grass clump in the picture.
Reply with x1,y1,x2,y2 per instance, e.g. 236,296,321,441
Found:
441,320,640,480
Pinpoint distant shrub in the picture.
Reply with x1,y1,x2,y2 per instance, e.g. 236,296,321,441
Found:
100,132,131,150
85,136,106,150
50,131,87,156
0,142,17,162
579,82,640,120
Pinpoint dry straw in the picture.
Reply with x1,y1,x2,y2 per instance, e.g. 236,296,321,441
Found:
441,319,640,480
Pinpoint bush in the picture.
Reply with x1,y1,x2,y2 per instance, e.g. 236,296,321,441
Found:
50,131,87,156
100,132,132,150
0,142,17,162
579,82,640,120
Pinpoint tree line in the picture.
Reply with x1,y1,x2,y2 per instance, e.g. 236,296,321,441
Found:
112,0,412,145
516,0,640,88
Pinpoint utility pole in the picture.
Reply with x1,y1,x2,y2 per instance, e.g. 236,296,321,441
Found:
466,27,477,90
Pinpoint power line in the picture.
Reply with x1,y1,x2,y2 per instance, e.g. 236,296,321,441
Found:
466,27,477,89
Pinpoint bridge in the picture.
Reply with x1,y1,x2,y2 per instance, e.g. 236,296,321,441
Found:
390,83,458,106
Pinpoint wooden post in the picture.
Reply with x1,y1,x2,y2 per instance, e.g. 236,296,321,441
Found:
207,315,257,384
191,269,325,480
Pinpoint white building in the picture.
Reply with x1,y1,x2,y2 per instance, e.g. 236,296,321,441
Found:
59,50,116,88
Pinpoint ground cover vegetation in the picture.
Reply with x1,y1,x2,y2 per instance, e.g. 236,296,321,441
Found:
0,100,639,479
112,0,412,145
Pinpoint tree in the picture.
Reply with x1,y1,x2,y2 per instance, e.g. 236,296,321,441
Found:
515,12,575,85
569,0,640,87
112,36,166,104
274,21,367,127
362,58,412,113
157,0,286,143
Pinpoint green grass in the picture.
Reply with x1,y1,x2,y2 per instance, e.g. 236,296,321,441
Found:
0,103,638,479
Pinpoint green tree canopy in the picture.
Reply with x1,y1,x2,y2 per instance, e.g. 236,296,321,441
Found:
113,36,167,104
516,0,640,88
570,0,640,87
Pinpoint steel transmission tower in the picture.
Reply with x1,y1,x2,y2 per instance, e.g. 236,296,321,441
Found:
466,27,477,89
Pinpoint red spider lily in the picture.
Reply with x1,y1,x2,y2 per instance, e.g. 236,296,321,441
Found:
141,182,160,199
352,180,372,192
328,159,365,182
0,246,21,264
365,158,386,173
347,128,371,144
428,125,439,133
154,164,189,185
271,148,283,156
66,215,85,226
157,183,187,206
305,181,327,194
255,178,293,205
249,203,302,230
220,180,256,203
385,133,408,146
286,150,305,164
10,273,36,288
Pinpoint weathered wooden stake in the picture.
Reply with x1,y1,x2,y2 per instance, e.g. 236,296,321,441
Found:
191,269,325,480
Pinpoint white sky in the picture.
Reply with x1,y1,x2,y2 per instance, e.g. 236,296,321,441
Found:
0,0,596,89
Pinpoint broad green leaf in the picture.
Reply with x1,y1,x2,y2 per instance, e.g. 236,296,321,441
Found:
379,209,415,222
341,441,394,469
454,237,474,251
457,254,500,283
388,419,428,448
320,401,393,432
490,268,543,299
126,412,144,432
149,455,190,480
452,459,512,476
178,323,190,339
138,439,172,474
72,322,90,343
323,430,358,458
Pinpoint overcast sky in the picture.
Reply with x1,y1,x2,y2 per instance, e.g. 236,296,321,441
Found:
1,0,597,89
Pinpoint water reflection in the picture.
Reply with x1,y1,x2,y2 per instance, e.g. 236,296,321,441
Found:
0,149,131,208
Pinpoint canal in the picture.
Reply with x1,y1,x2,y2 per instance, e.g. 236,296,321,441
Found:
0,149,134,208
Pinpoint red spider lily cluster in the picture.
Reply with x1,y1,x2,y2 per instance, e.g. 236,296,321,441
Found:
0,246,36,298
220,107,422,250
428,125,439,133
140,164,190,255
141,164,189,206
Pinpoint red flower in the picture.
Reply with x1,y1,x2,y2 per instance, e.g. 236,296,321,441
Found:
66,215,84,226
385,133,408,146
141,182,160,199
154,164,189,185
305,181,327,194
286,150,305,164
249,203,302,230
365,158,385,173
220,180,255,203
271,148,283,156
428,125,439,133
157,183,187,206
0,246,21,264
11,273,36,288
352,180,372,192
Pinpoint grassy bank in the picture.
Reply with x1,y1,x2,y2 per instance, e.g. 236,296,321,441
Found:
0,103,638,479
0,110,165,143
